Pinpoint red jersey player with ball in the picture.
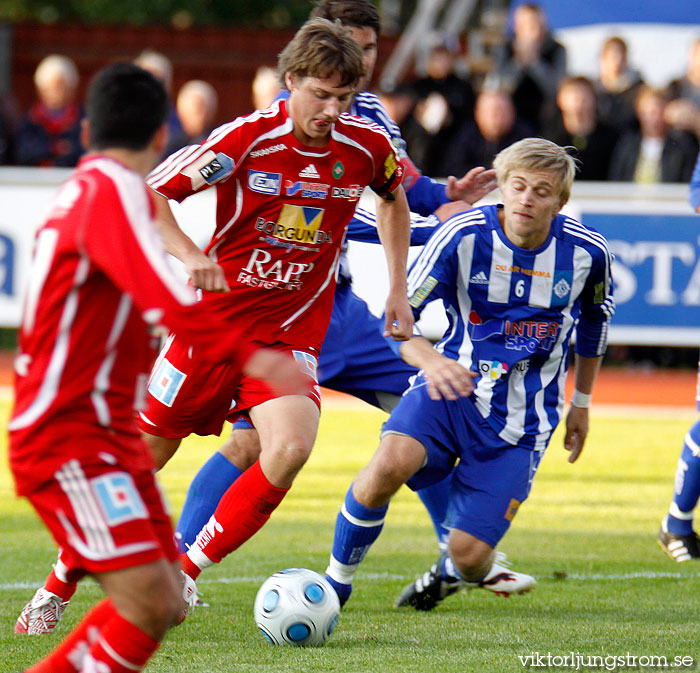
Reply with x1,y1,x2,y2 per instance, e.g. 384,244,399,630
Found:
139,18,413,597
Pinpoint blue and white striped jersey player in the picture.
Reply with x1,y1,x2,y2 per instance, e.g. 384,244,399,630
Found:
658,149,700,561
325,138,615,611
173,0,496,563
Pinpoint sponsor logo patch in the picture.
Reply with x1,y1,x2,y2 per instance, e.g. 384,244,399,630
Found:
198,153,233,185
383,153,397,179
409,276,438,308
148,358,186,407
248,170,282,195
250,143,287,158
299,164,320,179
331,184,362,201
284,180,329,199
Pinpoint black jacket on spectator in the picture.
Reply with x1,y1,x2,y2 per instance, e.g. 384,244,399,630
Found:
544,118,621,181
438,117,535,179
608,129,699,182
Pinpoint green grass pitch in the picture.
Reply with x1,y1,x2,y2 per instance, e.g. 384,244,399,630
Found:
2,399,699,672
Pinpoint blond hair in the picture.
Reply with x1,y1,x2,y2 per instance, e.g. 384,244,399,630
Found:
493,138,576,202
278,17,364,89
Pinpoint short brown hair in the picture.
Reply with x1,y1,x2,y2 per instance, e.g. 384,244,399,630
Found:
311,0,381,36
278,17,365,89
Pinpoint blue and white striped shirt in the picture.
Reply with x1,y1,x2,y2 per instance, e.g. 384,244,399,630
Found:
407,204,615,450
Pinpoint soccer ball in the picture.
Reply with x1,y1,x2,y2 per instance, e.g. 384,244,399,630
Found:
253,568,340,646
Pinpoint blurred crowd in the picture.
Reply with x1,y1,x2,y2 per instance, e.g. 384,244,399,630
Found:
0,2,698,184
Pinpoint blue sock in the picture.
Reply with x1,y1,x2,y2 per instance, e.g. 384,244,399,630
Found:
666,419,700,536
325,486,388,604
176,452,243,552
416,474,452,553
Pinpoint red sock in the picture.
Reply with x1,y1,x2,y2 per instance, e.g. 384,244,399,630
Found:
85,610,160,672
25,599,115,673
45,567,78,602
185,460,289,575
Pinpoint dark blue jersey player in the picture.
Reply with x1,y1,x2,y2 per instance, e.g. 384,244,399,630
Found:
658,148,700,561
325,138,615,610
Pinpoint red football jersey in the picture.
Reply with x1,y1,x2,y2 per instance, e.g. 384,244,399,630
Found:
147,99,403,352
9,156,255,495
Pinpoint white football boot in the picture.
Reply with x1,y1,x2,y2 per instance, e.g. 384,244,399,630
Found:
15,587,68,635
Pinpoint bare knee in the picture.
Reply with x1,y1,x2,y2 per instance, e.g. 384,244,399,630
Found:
354,435,426,508
220,428,261,471
447,531,494,582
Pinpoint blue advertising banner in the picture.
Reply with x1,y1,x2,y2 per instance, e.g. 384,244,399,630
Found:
583,212,700,345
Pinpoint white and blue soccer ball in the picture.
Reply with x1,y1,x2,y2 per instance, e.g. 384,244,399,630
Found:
253,568,340,646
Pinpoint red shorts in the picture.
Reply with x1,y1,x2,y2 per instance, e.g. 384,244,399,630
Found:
138,335,321,439
26,452,178,576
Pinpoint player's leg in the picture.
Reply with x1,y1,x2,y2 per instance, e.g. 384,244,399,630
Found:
321,285,453,552
325,431,428,605
396,398,538,610
175,420,260,552
181,394,320,581
15,550,84,635
658,417,700,561
21,456,183,672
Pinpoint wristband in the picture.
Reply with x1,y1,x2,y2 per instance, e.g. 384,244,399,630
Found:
571,389,591,408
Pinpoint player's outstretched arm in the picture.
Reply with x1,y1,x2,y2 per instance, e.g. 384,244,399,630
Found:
151,190,230,292
445,166,497,205
375,185,413,341
400,336,477,401
564,354,603,463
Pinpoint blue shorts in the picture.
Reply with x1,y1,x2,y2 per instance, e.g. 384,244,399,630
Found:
233,282,416,430
382,375,544,547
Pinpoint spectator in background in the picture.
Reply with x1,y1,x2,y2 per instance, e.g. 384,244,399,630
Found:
485,2,566,135
251,65,281,110
0,97,14,164
543,76,620,181
609,86,698,183
438,87,533,178
594,36,644,135
134,48,182,138
407,32,475,176
665,37,700,141
163,79,218,157
15,54,83,167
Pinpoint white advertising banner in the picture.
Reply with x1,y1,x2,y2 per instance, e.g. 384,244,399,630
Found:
1,168,698,346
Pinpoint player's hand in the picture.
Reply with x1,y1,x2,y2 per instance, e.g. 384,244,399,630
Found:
242,349,314,397
421,350,477,401
183,249,230,292
445,167,497,205
563,405,589,463
383,291,414,341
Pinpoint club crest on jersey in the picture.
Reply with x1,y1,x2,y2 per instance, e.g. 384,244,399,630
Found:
248,170,282,195
331,184,361,201
551,271,573,306
285,180,329,199
332,160,344,179
254,205,331,247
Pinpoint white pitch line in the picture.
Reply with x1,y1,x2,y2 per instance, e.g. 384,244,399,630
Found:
3,569,700,592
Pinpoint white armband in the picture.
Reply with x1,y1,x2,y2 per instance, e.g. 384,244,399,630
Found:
571,389,592,408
